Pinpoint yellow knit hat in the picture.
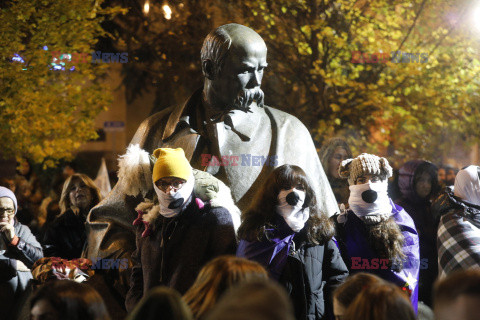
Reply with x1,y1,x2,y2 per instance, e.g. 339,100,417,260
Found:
152,148,192,183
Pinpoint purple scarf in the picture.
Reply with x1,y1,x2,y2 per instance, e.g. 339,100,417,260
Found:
237,218,296,280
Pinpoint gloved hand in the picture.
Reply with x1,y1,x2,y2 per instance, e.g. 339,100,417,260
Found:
16,260,30,272
0,222,15,242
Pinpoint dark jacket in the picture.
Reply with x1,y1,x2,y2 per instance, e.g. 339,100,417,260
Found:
281,234,348,320
333,200,420,313
43,209,86,259
397,160,437,306
125,194,237,312
237,220,349,320
0,219,43,319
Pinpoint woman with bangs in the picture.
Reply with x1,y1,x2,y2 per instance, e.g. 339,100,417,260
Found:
43,173,102,259
236,164,349,320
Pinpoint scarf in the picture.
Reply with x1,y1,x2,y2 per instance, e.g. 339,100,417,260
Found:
348,180,392,224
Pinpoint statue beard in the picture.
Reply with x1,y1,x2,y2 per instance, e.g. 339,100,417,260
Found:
230,87,265,112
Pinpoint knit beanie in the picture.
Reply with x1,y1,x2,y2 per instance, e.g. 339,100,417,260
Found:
0,186,17,214
152,148,192,183
339,153,393,185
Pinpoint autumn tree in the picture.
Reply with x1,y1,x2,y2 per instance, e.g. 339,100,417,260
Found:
101,0,225,111
228,0,480,163
0,0,123,167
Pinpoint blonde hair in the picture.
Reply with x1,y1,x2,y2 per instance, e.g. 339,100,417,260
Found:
59,173,101,215
183,256,268,319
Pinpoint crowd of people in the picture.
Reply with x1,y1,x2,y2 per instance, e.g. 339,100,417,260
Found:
0,141,479,320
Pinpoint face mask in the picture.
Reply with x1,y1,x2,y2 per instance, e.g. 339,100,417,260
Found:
276,188,309,232
348,180,391,219
153,175,195,218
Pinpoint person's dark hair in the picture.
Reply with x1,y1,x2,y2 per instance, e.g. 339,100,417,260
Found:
237,164,335,245
183,256,268,320
31,280,110,320
333,273,385,309
414,161,440,198
319,138,353,177
59,173,101,215
128,286,192,320
345,282,415,320
434,269,480,306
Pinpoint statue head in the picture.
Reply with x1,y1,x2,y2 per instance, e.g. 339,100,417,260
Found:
201,24,268,114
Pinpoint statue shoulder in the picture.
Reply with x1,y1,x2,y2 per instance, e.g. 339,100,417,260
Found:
130,106,177,150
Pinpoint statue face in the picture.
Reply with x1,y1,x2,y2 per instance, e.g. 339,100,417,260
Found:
211,38,268,112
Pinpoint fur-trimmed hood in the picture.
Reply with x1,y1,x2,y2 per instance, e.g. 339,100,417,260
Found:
117,144,241,234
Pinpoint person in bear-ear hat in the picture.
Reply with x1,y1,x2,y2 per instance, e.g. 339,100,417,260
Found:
125,148,237,312
333,153,420,314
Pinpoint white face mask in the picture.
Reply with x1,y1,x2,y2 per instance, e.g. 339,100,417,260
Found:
348,180,391,219
153,174,195,218
276,188,310,232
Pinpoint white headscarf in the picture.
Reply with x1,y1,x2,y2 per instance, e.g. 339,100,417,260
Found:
454,165,480,206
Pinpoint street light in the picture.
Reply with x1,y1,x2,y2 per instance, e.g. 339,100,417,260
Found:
143,0,150,15
471,2,480,32
162,4,172,20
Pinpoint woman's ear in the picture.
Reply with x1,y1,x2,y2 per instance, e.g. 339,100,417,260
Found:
338,159,353,179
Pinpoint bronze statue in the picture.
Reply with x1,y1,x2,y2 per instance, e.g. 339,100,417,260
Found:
84,23,338,295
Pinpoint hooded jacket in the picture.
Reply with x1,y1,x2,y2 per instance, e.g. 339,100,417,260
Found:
436,187,480,277
125,193,237,312
397,160,437,306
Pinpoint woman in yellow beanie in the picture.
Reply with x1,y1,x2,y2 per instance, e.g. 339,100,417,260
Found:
125,148,237,312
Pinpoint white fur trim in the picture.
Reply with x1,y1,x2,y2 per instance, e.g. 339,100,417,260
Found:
135,199,162,227
209,179,241,232
118,144,152,197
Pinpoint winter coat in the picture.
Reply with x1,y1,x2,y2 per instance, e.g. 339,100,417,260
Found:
333,200,420,313
125,193,237,312
43,209,86,260
237,219,349,320
0,219,43,319
397,160,437,306
436,188,480,277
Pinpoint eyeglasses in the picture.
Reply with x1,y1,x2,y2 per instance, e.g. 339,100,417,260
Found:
156,179,186,191
0,208,14,215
